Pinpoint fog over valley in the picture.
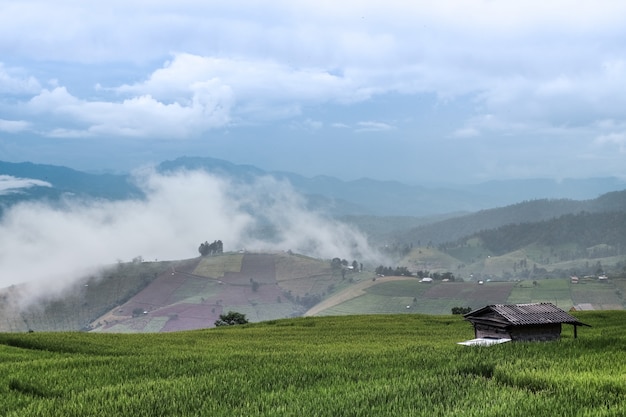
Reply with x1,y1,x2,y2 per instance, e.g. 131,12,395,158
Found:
0,169,384,302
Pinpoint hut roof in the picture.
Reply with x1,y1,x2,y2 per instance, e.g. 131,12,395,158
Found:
464,303,589,327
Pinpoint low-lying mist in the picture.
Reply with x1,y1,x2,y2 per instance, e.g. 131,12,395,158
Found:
0,169,385,303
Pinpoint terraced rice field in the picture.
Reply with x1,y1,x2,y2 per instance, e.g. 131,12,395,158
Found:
1,312,624,416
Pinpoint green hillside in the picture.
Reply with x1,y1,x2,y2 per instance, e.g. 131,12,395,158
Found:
1,312,625,416
87,252,346,333
2,249,626,333
392,210,626,281
390,189,626,246
1,252,349,333
0,260,173,332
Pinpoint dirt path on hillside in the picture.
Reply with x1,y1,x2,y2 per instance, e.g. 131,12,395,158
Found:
304,276,413,316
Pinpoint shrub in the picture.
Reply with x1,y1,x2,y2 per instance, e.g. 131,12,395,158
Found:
214,311,248,327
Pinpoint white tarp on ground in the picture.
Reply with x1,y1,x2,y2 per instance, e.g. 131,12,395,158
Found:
457,337,511,346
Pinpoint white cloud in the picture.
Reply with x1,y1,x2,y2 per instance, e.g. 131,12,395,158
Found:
20,52,393,137
0,63,41,94
26,86,234,138
451,114,528,138
356,121,394,132
115,53,361,110
594,132,626,152
0,175,51,195
289,118,323,131
2,1,625,63
0,119,30,133
451,127,480,139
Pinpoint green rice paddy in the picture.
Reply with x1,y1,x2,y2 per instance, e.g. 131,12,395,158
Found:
1,312,624,416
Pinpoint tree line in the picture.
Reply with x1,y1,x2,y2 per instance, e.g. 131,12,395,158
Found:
374,265,456,281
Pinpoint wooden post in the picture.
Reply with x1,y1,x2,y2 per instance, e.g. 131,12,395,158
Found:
574,325,578,339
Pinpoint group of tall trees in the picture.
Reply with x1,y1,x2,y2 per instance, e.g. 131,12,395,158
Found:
331,258,361,271
451,306,472,315
198,240,223,256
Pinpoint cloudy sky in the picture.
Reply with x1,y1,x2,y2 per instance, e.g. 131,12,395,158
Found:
1,1,626,183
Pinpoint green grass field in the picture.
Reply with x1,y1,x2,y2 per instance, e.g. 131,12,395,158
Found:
0,261,172,332
1,312,625,416
311,276,626,316
507,278,573,308
192,254,244,278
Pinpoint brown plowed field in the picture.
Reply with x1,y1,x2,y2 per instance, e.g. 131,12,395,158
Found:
221,253,277,285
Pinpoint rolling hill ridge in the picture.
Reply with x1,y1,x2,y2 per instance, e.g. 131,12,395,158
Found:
3,157,625,217
2,245,625,333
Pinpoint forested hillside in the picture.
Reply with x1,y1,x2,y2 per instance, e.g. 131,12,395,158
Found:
390,190,626,247
455,211,626,259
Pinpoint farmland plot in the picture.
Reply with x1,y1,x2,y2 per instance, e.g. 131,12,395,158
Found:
507,279,573,308
571,279,625,309
192,254,243,278
422,281,515,307
93,253,313,332
309,279,517,316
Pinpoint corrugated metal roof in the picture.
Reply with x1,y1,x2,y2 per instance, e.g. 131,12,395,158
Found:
465,303,587,326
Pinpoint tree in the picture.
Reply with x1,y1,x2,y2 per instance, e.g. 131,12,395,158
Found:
214,311,248,327
451,306,472,315
199,240,224,256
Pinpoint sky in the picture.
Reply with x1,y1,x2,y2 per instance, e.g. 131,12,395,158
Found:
1,1,626,183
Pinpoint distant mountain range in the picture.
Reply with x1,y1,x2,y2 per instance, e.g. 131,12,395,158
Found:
3,157,625,217
0,160,141,212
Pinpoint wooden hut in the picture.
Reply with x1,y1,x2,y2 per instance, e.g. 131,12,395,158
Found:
463,303,589,342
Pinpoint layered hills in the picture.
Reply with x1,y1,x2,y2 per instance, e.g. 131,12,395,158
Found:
2,157,625,217
1,157,625,332
2,244,625,333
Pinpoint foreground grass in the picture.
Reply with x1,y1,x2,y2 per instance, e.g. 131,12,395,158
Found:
1,312,625,416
